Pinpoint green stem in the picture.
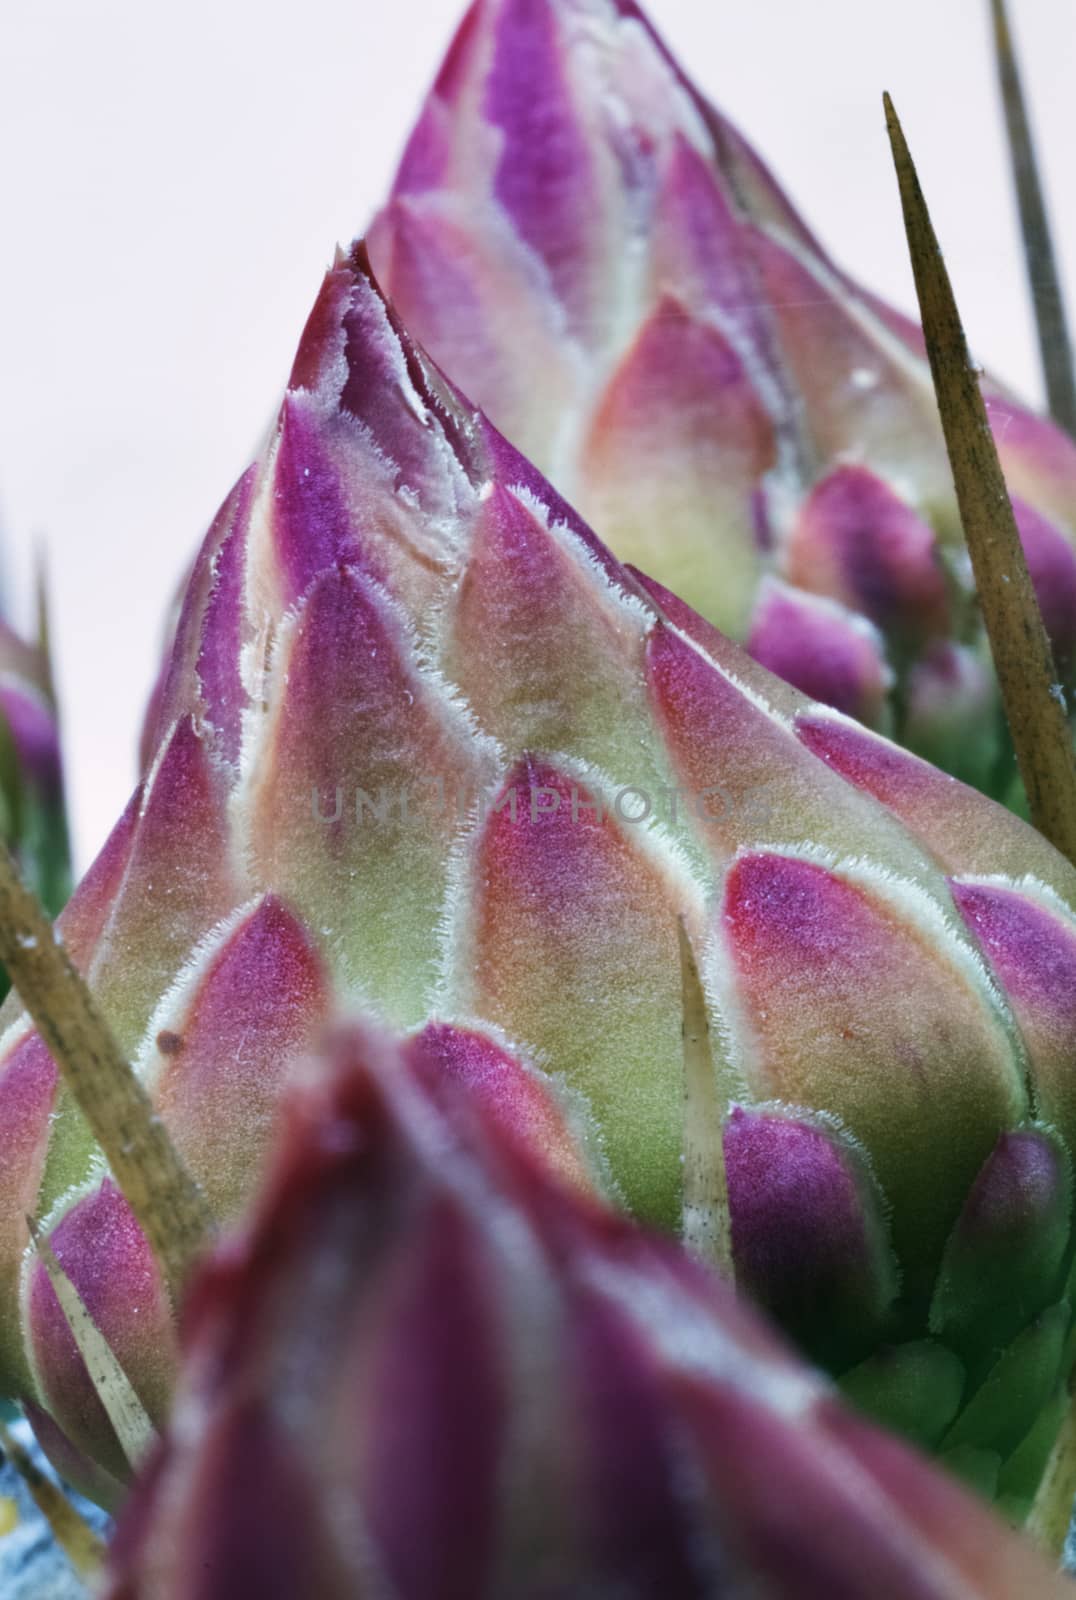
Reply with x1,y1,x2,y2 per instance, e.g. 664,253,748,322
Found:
1025,1398,1076,1562
678,916,733,1277
884,92,1076,868
0,843,212,1307
989,0,1076,439
0,1419,104,1579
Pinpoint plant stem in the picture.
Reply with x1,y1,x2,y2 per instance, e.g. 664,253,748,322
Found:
885,92,1076,870
0,844,212,1307
28,1218,158,1468
988,0,1076,439
678,916,733,1277
1025,1399,1076,1560
0,1420,104,1579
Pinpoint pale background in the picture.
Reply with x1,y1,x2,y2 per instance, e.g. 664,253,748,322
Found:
0,0,1073,869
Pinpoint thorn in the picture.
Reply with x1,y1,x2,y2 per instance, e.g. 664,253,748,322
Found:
988,0,1076,438
884,92,1076,869
0,1419,104,1580
677,916,733,1278
0,844,213,1308
27,1218,157,1469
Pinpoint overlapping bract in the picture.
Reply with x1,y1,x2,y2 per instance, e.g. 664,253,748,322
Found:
2,247,1076,1507
103,1023,1069,1600
368,0,1076,799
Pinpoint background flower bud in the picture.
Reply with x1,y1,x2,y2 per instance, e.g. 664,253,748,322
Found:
0,607,69,938
368,0,1076,802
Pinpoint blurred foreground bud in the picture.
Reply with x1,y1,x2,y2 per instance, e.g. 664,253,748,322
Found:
103,1023,1069,1600
3,247,1076,1510
368,0,1076,799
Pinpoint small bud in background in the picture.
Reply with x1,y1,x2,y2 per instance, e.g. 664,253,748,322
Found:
0,595,70,938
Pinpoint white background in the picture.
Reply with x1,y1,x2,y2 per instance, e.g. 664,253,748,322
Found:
0,0,1073,868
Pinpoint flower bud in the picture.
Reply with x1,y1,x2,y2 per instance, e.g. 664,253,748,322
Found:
104,1024,1070,1600
369,0,1076,798
1,246,1074,1513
